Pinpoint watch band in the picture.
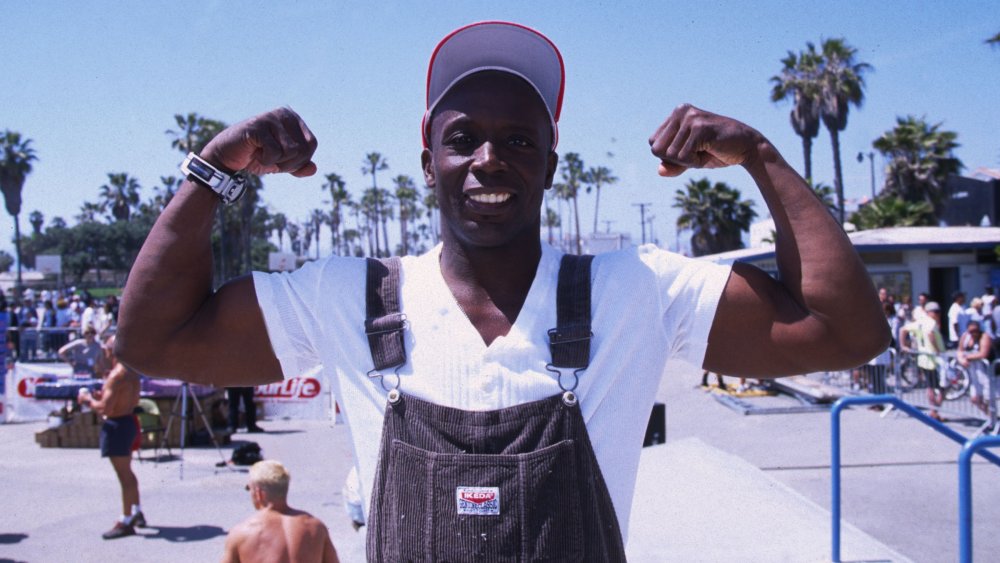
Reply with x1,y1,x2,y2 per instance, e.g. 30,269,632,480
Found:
181,152,248,205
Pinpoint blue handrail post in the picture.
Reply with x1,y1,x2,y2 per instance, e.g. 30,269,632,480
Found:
830,394,894,563
958,435,1000,563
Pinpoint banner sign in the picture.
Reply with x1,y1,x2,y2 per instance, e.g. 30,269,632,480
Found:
3,362,73,423
254,366,333,421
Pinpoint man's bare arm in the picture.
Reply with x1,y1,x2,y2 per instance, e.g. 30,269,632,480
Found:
649,105,889,376
116,108,317,386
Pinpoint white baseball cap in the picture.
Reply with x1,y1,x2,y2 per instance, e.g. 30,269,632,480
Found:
422,21,565,149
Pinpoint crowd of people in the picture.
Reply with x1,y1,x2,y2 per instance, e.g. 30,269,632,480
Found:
874,285,998,420
2,286,118,363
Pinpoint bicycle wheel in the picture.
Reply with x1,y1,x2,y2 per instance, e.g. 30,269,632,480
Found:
943,363,970,401
894,355,920,391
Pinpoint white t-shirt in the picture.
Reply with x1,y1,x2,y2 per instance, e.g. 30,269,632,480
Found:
253,242,730,540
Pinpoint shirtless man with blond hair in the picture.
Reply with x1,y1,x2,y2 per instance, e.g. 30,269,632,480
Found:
222,460,339,563
77,335,145,539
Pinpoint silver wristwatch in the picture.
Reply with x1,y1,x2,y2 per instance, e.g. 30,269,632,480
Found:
181,152,248,205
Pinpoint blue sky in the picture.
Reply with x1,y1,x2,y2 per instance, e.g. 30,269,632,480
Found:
2,1,998,259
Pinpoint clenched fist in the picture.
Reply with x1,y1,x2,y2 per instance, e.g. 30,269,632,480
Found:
648,104,765,177
201,107,318,178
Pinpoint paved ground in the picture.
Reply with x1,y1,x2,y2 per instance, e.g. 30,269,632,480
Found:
1,366,997,562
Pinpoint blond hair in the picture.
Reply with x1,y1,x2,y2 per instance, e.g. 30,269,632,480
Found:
249,460,290,498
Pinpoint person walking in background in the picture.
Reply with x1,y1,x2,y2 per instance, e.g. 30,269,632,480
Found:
947,291,967,349
222,460,339,563
902,301,946,421
227,386,264,434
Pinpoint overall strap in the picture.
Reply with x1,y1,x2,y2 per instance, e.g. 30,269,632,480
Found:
365,257,407,372
548,254,595,369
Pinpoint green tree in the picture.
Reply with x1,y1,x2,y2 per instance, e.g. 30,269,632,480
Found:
770,45,823,182
99,172,142,222
393,174,420,256
555,152,586,255
0,250,13,273
817,38,872,226
135,175,182,227
322,172,350,256
287,222,301,256
673,178,757,256
271,212,287,251
29,210,44,235
77,202,103,223
0,130,37,289
310,208,325,259
872,115,962,217
166,113,232,279
542,206,560,245
362,152,390,257
422,184,439,247
583,165,617,234
850,195,935,230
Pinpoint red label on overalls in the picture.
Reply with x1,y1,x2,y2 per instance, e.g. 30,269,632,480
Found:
456,486,500,515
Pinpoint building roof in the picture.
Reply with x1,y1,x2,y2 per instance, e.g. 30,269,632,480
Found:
701,226,1000,265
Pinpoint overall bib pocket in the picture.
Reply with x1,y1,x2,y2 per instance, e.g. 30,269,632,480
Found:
381,439,585,562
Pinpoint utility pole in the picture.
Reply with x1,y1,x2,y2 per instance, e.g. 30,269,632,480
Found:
857,151,876,199
632,203,652,244
602,220,615,233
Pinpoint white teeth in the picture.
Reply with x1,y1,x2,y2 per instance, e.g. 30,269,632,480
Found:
469,193,511,204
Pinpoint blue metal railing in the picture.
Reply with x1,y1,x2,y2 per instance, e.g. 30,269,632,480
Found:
959,435,1000,563
830,394,1000,563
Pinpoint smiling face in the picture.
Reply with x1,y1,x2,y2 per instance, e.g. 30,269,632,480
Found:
422,71,557,251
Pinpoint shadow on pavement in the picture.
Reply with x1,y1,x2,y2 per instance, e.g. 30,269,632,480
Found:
140,525,227,542
0,534,28,544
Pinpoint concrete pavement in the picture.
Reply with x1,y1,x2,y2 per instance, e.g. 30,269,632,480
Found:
1,368,997,562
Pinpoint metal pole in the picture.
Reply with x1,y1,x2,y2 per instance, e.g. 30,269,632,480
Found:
831,400,843,562
959,435,1000,563
868,152,876,200
180,383,188,480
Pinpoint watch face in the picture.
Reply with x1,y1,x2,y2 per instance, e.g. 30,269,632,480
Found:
187,158,215,181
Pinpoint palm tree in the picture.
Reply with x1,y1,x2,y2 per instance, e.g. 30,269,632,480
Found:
0,130,38,290
542,207,560,245
422,184,439,246
271,212,287,251
99,172,142,222
672,178,757,257
583,165,617,234
167,113,230,277
167,113,227,155
77,201,103,223
557,152,586,255
850,195,935,230
872,115,962,217
28,210,44,235
817,38,872,225
770,45,823,182
322,172,350,255
393,174,419,256
361,152,390,256
310,208,325,259
287,222,301,256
